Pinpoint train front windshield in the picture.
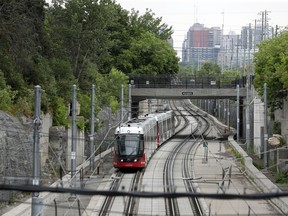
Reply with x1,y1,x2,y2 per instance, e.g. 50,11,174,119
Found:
116,134,143,157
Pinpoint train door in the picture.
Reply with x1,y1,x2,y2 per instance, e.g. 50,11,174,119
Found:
156,121,160,147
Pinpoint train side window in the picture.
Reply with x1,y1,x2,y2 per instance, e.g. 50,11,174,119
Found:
115,136,120,155
139,135,144,155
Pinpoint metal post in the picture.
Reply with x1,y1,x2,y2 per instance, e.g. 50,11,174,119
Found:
228,99,230,131
32,85,43,216
128,84,131,120
71,85,77,189
237,84,240,143
121,84,124,123
254,19,257,55
218,100,221,120
248,23,251,66
264,83,268,170
246,82,250,150
90,84,95,171
224,100,227,124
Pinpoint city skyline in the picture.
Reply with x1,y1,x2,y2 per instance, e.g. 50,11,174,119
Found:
116,0,288,59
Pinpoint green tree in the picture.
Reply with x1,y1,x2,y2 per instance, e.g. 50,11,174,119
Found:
197,62,221,76
177,64,197,76
254,30,288,110
0,0,48,89
46,0,118,79
118,32,178,75
128,9,173,40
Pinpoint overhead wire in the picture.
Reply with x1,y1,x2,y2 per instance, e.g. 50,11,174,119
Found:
0,184,288,200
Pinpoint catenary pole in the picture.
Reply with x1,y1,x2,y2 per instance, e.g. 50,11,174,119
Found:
264,83,268,170
237,84,240,143
227,99,230,131
128,84,131,120
90,84,95,171
71,85,77,189
32,85,43,216
121,84,124,123
246,81,250,150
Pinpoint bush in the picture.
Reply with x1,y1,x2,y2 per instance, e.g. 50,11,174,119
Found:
13,89,34,117
276,172,288,184
273,121,281,134
52,97,69,127
0,87,16,113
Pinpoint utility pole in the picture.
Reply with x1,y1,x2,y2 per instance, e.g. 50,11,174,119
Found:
32,85,43,216
128,84,131,120
71,85,77,189
218,100,221,121
254,19,257,56
248,23,252,66
264,83,268,170
261,11,264,42
121,84,124,123
221,11,225,72
237,84,240,143
227,99,230,131
242,26,247,75
230,38,234,70
260,10,270,41
275,25,279,37
90,84,95,171
224,99,227,125
264,10,268,40
246,82,250,150
236,35,239,69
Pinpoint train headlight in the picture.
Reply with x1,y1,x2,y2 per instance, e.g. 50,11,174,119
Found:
134,159,137,162
121,159,123,162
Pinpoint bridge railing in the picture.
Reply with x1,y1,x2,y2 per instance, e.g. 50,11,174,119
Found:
129,74,247,89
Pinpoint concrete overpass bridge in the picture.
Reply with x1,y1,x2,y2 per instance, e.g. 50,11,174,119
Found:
128,75,250,139
129,75,247,102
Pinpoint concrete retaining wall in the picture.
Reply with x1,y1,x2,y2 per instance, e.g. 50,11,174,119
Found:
228,136,288,214
40,113,53,167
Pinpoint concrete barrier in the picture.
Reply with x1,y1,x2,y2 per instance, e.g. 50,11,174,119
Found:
228,136,288,214
190,101,288,214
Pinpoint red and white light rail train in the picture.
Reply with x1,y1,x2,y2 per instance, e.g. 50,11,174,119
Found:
113,110,175,169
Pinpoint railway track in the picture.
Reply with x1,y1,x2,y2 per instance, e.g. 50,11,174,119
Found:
98,170,143,215
98,99,226,215
162,100,211,215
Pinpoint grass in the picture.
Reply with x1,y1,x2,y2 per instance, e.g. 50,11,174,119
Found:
275,172,288,184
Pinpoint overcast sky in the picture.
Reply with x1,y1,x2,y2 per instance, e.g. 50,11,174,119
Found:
116,0,288,56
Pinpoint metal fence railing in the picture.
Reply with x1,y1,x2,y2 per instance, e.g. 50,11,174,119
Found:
129,74,247,89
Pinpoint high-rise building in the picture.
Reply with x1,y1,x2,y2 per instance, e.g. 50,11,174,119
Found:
182,23,222,70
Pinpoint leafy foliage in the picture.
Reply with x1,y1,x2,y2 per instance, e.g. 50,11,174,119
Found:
197,62,221,76
118,32,179,75
0,0,179,130
0,70,17,113
128,9,173,40
52,97,69,127
254,30,288,110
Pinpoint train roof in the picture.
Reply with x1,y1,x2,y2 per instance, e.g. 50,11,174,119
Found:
115,110,174,135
